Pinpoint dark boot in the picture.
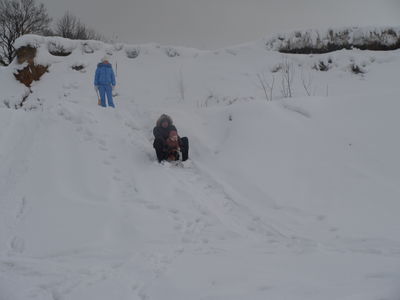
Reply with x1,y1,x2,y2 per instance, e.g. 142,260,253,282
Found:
153,138,167,162
179,137,189,161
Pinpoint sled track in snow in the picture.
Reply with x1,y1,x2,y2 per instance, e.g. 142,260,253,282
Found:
1,94,400,299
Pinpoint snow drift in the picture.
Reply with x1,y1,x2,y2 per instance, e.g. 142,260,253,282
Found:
1,27,400,300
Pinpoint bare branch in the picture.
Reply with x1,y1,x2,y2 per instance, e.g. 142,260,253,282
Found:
300,68,313,96
54,12,103,41
256,72,275,101
280,57,295,98
0,0,51,65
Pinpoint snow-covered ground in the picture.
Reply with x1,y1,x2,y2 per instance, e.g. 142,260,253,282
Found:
1,32,400,300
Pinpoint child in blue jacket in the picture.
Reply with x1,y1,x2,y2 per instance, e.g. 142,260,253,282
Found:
94,56,116,108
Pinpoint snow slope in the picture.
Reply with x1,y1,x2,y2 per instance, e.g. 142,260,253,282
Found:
1,32,400,300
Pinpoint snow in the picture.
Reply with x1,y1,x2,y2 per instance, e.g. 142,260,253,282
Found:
0,66,30,108
1,31,400,299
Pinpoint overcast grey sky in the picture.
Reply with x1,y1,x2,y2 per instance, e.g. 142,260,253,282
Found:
40,0,400,49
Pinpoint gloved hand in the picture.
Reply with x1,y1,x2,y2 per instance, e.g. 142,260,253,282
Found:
112,85,115,91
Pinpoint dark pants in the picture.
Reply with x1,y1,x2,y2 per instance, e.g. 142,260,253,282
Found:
153,137,189,162
180,137,189,161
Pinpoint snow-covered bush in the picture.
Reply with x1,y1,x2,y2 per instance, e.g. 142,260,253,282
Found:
48,42,72,56
164,47,180,58
125,46,140,59
71,63,86,72
349,63,365,75
104,47,114,56
46,37,78,56
13,35,45,50
81,41,103,54
114,43,124,51
313,60,331,71
266,26,400,54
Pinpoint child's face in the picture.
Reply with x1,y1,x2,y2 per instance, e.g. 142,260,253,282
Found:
161,121,169,128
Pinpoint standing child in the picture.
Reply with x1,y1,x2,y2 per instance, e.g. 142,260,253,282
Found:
94,56,116,108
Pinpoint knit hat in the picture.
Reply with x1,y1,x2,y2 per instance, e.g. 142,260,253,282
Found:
101,55,110,63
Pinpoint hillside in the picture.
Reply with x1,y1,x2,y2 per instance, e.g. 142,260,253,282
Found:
1,29,400,300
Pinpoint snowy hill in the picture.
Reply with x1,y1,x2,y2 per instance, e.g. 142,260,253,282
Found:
1,28,400,300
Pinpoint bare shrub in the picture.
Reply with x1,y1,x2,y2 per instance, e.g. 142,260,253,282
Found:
256,72,275,101
54,12,102,41
300,69,314,96
200,91,253,107
280,57,295,98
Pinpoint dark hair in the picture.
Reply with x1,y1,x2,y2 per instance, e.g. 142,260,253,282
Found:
156,114,173,127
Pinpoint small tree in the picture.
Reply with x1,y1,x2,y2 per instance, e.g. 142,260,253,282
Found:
0,0,51,65
55,12,102,41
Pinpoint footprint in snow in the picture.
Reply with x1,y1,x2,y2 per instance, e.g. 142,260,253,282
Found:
168,208,179,214
98,139,107,146
112,176,122,182
174,224,183,230
145,203,160,210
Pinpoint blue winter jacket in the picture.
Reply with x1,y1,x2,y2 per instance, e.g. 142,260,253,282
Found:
94,63,116,86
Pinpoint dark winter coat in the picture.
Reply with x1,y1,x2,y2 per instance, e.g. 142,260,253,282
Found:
153,114,178,142
153,114,189,162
